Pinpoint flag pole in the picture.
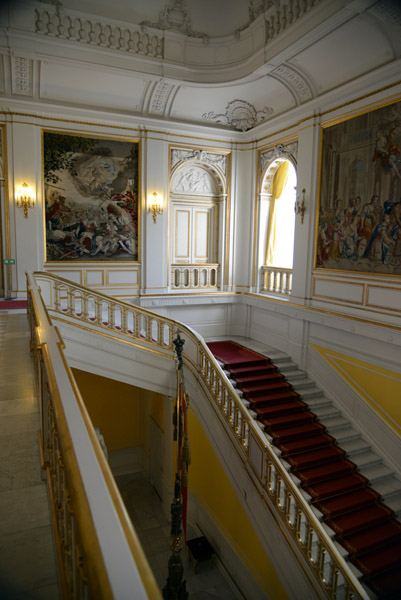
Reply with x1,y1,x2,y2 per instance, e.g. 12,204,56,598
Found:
163,332,189,600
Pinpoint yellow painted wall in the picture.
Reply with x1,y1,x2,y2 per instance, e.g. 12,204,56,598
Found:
72,369,143,451
189,410,289,600
311,345,401,436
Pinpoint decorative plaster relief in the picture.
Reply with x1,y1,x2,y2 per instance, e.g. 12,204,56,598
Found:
203,99,273,131
260,142,298,174
35,7,163,58
11,56,32,96
171,166,218,195
271,64,313,102
171,149,228,178
140,0,208,42
265,0,322,43
149,79,174,115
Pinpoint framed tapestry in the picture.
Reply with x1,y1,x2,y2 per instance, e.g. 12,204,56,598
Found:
316,99,401,275
43,131,139,262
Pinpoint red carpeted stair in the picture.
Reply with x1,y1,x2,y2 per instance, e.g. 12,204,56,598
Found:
207,340,401,598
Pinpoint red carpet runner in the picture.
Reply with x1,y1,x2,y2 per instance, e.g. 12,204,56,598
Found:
0,300,28,310
207,340,401,598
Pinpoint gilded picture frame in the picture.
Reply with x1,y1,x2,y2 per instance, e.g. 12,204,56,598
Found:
316,99,401,275
43,131,139,262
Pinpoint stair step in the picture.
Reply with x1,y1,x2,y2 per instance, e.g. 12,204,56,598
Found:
286,445,347,471
288,378,316,389
349,450,382,469
368,563,401,598
253,400,308,418
322,415,351,431
248,391,300,408
339,520,401,558
296,459,357,485
242,381,293,397
326,503,395,537
298,387,324,399
235,372,285,387
305,472,369,502
301,396,332,409
330,426,361,443
352,538,401,577
261,411,316,431
360,464,395,484
276,433,337,456
312,405,342,420
270,422,326,443
373,477,401,501
227,364,277,377
341,437,371,456
313,487,382,518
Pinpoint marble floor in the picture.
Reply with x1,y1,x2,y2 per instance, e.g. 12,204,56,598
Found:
0,312,60,600
115,473,242,600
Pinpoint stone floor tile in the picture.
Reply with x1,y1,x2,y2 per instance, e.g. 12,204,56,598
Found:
0,525,59,598
0,484,50,536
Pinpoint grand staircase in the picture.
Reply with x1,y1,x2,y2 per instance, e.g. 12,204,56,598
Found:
207,340,401,599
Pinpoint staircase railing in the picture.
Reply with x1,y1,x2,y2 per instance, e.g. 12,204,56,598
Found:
27,272,162,600
29,271,370,600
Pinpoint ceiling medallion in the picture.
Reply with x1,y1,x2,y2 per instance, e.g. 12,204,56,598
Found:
203,99,274,131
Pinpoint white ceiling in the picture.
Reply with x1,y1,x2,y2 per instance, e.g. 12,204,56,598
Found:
1,0,401,132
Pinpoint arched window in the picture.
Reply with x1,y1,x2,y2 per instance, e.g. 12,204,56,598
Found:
265,160,297,269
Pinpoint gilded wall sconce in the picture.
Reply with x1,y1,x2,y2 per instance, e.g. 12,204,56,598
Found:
16,182,35,219
149,192,163,223
295,188,306,224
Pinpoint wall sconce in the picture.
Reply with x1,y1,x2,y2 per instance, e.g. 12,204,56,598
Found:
295,188,306,224
149,192,163,223
16,182,35,218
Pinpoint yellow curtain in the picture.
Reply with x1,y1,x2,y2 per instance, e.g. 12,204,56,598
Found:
265,161,290,265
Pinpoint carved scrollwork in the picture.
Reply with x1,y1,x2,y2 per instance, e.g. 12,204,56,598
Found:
203,99,273,132
259,141,298,174
171,148,227,177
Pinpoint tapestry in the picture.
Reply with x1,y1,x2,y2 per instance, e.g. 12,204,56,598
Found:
43,131,139,262
317,99,401,274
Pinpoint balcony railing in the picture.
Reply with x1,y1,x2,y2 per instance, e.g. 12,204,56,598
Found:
261,266,292,295
28,271,369,600
171,263,219,290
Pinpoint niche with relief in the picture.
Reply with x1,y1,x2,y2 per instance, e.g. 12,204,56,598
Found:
170,163,223,289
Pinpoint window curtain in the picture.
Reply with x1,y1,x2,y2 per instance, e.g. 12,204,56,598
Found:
265,161,290,266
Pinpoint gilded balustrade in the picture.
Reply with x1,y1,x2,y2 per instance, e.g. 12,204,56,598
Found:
27,273,161,600
30,272,368,600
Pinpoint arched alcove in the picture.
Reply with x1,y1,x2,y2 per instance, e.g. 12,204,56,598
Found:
169,160,226,292
257,155,297,295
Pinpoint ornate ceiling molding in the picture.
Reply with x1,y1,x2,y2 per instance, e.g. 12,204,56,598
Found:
140,0,208,43
271,64,313,103
203,99,274,132
35,6,164,58
149,79,174,115
11,57,32,96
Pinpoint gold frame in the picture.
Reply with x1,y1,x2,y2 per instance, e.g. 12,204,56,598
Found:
42,129,141,264
315,97,401,277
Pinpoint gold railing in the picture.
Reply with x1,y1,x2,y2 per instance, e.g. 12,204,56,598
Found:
29,271,369,600
27,272,162,600
262,266,293,295
171,263,220,290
